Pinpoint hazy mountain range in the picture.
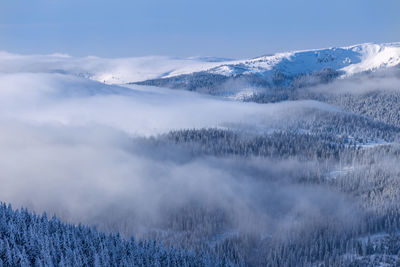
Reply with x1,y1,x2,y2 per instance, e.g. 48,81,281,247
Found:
1,42,399,84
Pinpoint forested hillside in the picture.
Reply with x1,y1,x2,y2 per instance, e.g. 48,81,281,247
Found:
0,204,229,266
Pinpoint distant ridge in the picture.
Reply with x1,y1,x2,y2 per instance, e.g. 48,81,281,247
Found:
1,42,399,86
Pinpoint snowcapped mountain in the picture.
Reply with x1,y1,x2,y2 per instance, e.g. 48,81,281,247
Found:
134,42,400,99
201,42,400,79
0,42,400,87
1,42,399,87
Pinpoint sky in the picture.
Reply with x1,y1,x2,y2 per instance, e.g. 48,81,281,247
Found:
1,0,399,58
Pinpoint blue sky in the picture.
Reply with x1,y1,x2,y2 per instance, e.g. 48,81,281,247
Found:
1,0,399,58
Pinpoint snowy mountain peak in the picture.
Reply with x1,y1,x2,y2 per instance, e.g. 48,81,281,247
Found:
340,42,400,76
0,42,399,86
203,42,400,79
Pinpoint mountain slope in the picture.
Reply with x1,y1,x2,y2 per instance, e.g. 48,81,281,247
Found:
204,42,400,79
136,42,400,97
1,42,399,88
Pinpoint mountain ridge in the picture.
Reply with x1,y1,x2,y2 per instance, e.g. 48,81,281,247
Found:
134,42,400,99
153,42,400,82
1,42,399,86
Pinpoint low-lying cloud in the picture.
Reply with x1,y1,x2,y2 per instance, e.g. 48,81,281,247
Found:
309,66,400,95
0,72,339,136
0,120,358,237
0,71,357,238
0,51,232,84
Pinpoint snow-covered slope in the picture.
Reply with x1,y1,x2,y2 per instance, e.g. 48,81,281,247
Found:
196,42,400,80
134,42,400,98
1,42,399,86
